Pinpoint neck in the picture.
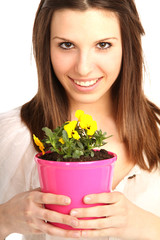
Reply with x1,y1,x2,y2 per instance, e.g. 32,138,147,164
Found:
69,92,115,122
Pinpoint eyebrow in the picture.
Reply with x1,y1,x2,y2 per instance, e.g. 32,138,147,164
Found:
51,36,118,43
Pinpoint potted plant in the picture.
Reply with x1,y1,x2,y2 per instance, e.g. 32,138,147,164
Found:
34,110,117,230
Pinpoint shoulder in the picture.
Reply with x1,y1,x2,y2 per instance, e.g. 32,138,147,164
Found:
0,107,29,133
0,108,39,202
0,107,24,128
0,107,32,155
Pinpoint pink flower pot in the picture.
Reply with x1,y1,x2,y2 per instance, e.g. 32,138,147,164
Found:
35,151,117,230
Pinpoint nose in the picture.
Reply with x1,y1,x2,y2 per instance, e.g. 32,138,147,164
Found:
74,50,94,76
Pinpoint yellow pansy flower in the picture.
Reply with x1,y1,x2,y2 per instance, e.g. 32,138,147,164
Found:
72,130,80,140
78,113,97,136
59,138,65,144
79,114,93,129
75,110,84,121
33,134,45,155
64,121,77,138
86,120,97,136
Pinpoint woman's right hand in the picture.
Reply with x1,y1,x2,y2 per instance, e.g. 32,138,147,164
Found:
0,188,81,238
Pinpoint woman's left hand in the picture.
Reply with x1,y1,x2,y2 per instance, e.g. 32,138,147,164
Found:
70,192,160,239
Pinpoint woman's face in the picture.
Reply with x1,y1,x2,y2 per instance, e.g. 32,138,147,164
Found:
50,8,122,105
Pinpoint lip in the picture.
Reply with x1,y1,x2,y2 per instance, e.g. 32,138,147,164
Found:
68,76,103,92
70,77,101,82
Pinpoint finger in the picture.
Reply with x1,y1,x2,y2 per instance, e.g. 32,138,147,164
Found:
29,191,71,205
25,218,44,234
36,220,81,238
83,191,123,205
36,208,79,228
70,204,120,218
75,215,125,230
81,227,121,238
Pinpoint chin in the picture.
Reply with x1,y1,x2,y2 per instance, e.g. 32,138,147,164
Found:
70,94,103,105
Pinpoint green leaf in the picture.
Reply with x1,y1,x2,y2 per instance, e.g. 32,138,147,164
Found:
72,150,83,158
42,127,54,139
77,141,84,149
62,130,69,142
90,151,94,157
63,153,72,158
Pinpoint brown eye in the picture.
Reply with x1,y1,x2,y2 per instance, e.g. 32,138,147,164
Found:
97,42,111,49
59,42,74,49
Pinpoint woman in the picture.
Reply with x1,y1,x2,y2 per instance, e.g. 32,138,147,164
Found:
0,0,160,239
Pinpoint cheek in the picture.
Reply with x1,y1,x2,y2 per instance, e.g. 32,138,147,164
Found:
50,50,75,75
101,50,122,77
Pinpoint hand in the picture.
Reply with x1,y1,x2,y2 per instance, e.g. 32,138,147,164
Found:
70,191,160,240
0,189,81,238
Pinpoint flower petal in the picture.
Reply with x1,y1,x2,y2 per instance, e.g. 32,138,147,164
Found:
75,110,84,121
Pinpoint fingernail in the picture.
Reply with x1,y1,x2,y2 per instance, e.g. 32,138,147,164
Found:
84,196,91,203
71,219,79,227
64,198,70,205
70,210,78,216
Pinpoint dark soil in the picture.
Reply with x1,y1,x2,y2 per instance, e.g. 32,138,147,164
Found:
39,149,113,162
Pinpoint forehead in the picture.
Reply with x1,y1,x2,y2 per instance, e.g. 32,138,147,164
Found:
50,8,121,40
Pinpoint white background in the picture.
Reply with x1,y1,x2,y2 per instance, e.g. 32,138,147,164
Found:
0,0,159,239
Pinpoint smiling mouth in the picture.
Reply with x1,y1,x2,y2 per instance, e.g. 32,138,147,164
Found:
70,77,102,87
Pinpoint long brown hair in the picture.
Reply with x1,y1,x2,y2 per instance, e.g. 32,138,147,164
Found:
21,0,160,171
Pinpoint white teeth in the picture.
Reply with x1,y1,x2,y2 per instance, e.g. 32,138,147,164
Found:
74,79,98,87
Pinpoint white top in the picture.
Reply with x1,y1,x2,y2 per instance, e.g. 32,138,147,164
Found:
0,108,160,240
